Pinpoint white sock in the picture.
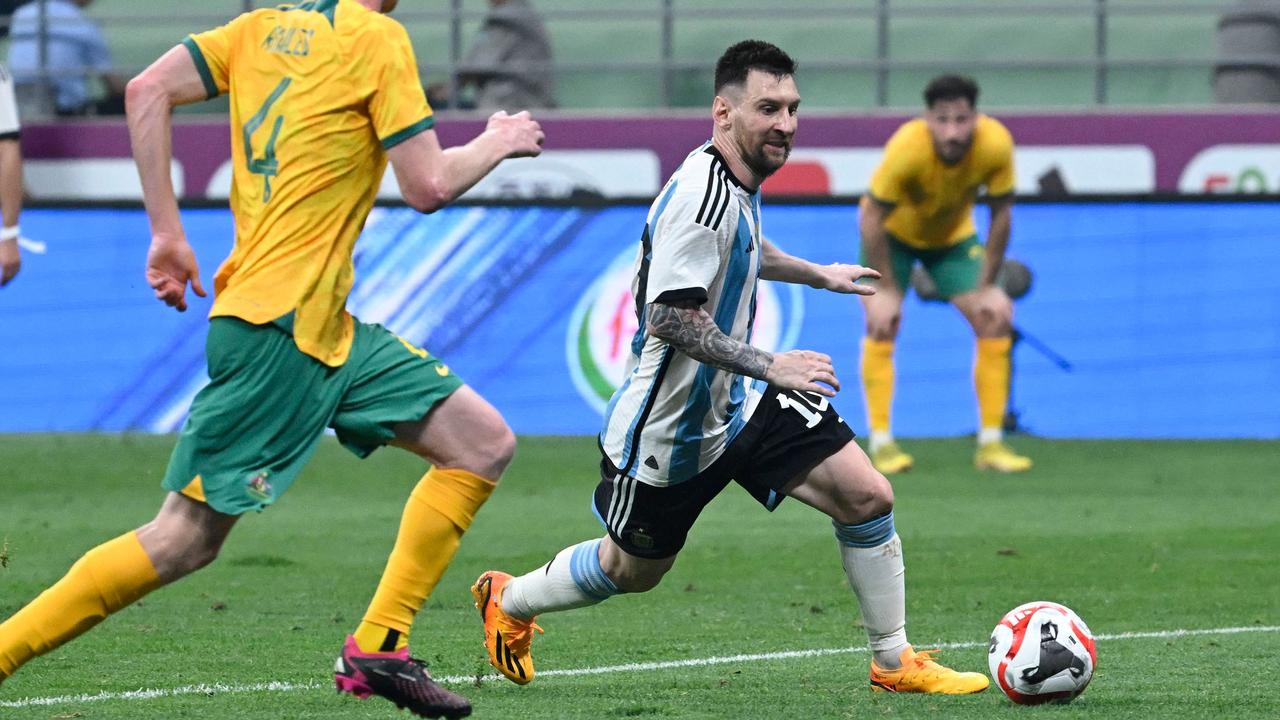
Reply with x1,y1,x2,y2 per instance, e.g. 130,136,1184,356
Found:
869,430,894,451
501,538,620,620
978,427,1003,445
834,513,909,669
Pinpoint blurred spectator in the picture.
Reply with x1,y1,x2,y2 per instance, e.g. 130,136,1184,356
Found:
0,63,24,287
0,1,20,39
7,0,126,117
1214,1,1280,103
431,0,556,111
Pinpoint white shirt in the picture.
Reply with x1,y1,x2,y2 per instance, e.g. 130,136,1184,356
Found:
600,142,768,486
0,64,19,137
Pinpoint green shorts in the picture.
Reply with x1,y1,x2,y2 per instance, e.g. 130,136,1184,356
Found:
162,315,464,515
860,233,984,299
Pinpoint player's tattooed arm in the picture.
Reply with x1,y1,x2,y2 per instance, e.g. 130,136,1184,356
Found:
647,300,774,379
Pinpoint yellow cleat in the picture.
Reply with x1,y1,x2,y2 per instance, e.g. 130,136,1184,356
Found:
871,441,914,474
869,646,990,694
975,441,1033,472
472,570,543,685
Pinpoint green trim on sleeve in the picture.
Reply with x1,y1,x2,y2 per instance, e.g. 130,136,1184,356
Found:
182,37,220,100
319,0,338,26
381,116,436,150
287,0,337,27
865,191,898,210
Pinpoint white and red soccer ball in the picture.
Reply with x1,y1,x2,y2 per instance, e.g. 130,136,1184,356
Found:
988,601,1097,704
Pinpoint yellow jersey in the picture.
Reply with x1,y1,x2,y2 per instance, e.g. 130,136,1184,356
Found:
867,115,1015,250
184,0,434,366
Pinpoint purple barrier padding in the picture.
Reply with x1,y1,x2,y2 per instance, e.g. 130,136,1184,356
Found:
20,111,1280,196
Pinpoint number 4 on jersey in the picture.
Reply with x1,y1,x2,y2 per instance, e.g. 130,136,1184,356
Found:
244,77,292,203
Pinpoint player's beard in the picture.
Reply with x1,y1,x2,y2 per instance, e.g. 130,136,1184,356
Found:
934,135,972,165
738,129,792,180
381,0,400,12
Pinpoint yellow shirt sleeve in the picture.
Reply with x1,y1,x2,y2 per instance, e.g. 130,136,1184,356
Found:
368,23,435,150
183,14,249,100
867,127,920,206
984,121,1016,197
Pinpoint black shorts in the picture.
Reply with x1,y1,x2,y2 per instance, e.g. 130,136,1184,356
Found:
593,385,856,559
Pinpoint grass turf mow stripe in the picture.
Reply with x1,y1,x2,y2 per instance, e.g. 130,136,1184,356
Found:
3,624,1276,710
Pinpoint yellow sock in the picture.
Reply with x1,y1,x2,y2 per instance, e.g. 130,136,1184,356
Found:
861,338,896,435
975,336,1013,433
354,466,497,653
0,531,161,680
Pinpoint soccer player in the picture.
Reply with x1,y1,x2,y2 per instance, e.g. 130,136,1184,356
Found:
857,75,1031,474
470,41,989,696
0,1,543,717
0,62,24,287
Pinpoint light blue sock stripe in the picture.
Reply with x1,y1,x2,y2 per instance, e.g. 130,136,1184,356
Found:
833,511,896,548
569,540,620,601
571,542,616,600
586,551,620,597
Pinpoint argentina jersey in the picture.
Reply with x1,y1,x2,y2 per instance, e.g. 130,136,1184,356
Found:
600,142,768,487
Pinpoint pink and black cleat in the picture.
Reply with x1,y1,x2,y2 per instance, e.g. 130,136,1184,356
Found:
334,635,471,719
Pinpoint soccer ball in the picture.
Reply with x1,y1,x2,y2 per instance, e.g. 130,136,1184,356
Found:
988,601,1097,704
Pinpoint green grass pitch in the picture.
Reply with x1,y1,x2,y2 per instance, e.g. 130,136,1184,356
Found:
1,434,1277,718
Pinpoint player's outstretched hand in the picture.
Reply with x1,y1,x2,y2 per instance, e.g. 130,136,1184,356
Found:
487,110,545,159
146,234,206,312
765,349,840,397
813,263,881,295
0,238,19,287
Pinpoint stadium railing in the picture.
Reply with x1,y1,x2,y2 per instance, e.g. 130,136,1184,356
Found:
0,0,1267,112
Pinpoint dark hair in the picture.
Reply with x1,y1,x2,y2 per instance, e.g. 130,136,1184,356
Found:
714,40,797,94
924,75,979,108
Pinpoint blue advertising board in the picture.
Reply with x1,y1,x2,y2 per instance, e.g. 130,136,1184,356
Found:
0,202,1276,438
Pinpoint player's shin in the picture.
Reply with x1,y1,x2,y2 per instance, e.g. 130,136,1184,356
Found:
975,336,1012,439
860,339,897,447
0,531,162,680
501,538,620,619
834,512,909,669
354,466,496,653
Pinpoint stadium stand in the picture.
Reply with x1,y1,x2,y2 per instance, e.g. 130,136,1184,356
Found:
0,0,1231,110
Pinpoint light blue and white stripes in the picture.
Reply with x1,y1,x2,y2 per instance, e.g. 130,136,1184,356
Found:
833,512,897,548
569,539,621,601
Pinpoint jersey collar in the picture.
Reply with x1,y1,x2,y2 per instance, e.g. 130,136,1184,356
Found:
703,144,752,193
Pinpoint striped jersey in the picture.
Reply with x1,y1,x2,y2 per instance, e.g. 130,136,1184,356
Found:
600,142,767,487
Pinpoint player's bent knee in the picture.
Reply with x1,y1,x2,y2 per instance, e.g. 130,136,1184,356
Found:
137,494,237,582
491,421,517,469
175,542,223,576
863,492,894,524
867,326,897,342
140,526,224,581
866,316,900,341
982,307,1013,337
832,475,894,526
977,319,1011,338
404,389,518,480
464,417,516,481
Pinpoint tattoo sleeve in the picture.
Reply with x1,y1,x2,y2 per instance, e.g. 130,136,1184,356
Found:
647,301,773,379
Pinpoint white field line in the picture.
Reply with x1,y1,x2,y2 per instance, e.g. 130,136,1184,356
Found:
2,624,1276,709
